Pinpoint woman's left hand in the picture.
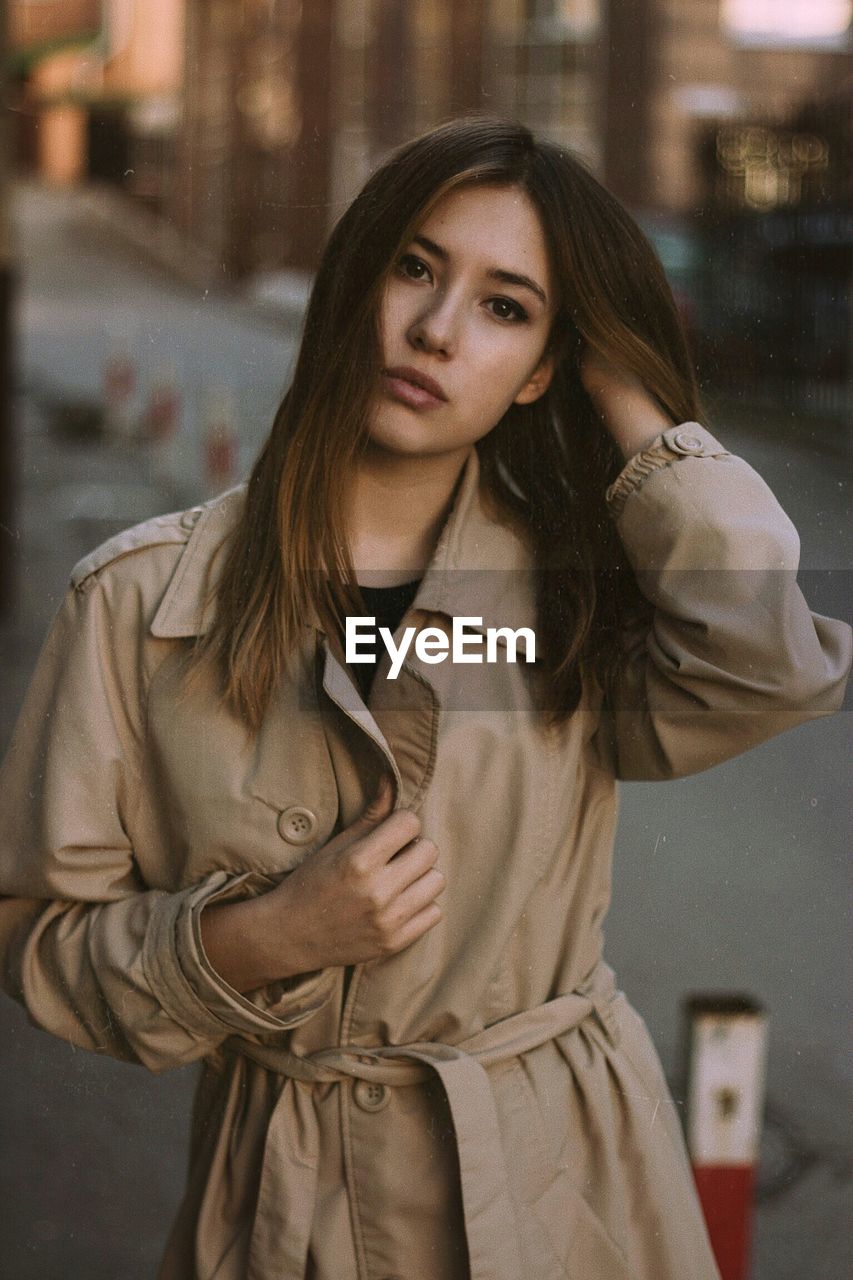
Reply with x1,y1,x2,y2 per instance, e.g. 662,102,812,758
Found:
579,344,673,460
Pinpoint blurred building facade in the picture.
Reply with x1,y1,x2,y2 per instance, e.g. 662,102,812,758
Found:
11,0,184,196
172,0,610,276
167,0,851,277
605,0,852,215
11,0,851,268
8,1,852,412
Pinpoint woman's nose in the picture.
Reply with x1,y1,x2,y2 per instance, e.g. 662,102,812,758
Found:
407,296,457,357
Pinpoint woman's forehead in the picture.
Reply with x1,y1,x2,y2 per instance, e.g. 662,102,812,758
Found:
413,184,553,290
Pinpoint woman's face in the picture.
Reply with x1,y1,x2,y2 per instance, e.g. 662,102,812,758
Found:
370,183,557,462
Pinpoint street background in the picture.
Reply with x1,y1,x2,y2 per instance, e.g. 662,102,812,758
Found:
1,3,851,1278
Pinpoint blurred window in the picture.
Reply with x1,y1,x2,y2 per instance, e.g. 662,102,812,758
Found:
721,0,852,49
527,0,600,39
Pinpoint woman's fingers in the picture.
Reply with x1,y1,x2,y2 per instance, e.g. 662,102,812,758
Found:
372,864,445,954
385,900,443,954
345,808,422,874
383,837,441,895
390,865,445,922
345,838,442,919
265,802,442,969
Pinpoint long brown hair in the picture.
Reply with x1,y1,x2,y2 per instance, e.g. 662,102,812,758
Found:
195,117,702,729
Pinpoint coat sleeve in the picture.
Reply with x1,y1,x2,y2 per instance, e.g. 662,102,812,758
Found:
0,572,338,1073
592,422,851,780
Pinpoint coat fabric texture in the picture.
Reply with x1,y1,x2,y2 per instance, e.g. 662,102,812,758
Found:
0,422,849,1280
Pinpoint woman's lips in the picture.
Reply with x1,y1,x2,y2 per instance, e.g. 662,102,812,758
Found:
382,366,447,409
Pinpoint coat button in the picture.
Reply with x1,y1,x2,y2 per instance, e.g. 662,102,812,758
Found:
180,507,203,531
671,429,705,455
277,805,319,845
353,1080,390,1112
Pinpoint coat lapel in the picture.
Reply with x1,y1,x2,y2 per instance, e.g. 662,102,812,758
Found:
146,452,535,823
246,641,340,845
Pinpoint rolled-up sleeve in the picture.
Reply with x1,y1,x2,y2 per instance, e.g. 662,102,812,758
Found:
0,572,336,1073
594,423,852,780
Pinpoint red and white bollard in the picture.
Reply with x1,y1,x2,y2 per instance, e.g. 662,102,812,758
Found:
144,366,182,486
103,348,137,440
684,995,768,1280
203,386,238,495
144,371,181,447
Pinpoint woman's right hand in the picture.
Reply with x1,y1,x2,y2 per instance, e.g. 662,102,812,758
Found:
200,780,445,993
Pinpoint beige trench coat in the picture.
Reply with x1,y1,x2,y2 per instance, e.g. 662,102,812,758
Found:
0,423,849,1280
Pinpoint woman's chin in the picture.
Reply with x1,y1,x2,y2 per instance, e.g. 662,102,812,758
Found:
364,423,443,460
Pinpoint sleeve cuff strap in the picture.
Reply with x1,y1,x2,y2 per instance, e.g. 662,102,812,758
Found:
605,423,729,520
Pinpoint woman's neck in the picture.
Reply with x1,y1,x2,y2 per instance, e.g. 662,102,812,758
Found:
348,444,471,586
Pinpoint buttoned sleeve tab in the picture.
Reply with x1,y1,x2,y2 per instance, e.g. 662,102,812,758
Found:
605,422,729,520
664,424,725,456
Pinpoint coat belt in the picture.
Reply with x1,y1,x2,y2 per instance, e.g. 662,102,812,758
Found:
229,959,620,1280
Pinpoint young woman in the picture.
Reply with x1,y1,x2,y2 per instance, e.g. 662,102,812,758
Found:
0,119,849,1280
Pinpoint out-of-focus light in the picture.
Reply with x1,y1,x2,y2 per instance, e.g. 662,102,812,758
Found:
558,0,599,34
722,0,852,46
672,84,745,117
715,124,829,209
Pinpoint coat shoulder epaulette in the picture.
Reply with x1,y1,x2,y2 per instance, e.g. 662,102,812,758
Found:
70,505,205,589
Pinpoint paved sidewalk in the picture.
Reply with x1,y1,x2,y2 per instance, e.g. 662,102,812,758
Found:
16,182,300,507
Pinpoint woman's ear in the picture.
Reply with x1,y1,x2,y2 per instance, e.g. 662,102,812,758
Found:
514,353,555,406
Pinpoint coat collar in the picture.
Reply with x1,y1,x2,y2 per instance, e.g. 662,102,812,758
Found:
149,451,536,641
409,448,536,641
150,487,247,639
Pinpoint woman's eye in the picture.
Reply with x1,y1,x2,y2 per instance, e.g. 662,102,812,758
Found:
487,297,528,323
398,253,431,282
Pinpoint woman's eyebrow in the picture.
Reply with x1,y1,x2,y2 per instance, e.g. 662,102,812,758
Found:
412,234,549,306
